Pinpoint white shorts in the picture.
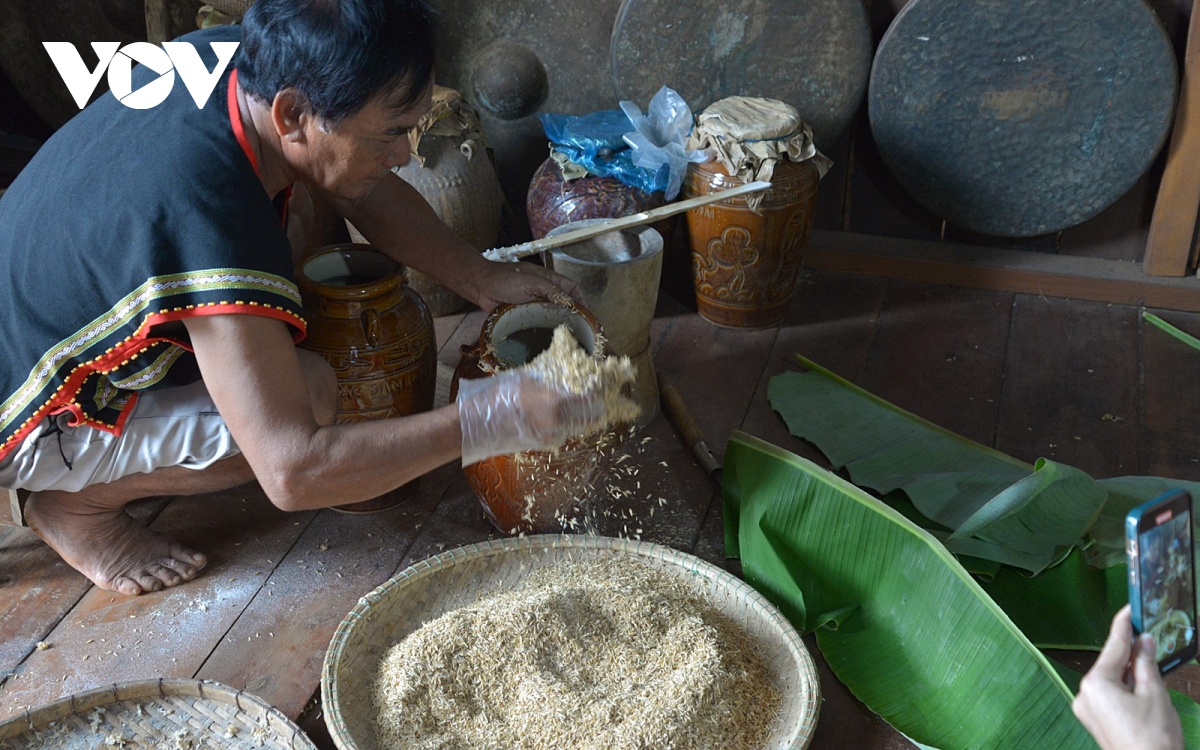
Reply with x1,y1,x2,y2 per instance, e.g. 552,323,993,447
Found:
0,379,240,493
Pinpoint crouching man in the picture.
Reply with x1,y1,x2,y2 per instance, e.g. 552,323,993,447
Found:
0,0,595,595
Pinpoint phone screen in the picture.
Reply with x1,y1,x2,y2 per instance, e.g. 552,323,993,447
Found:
1138,504,1196,667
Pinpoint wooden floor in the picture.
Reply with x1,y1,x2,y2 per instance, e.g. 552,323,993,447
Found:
4,268,1200,748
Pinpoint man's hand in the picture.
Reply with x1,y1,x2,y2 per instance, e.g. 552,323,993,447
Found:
333,174,582,312
467,260,583,314
1073,605,1184,750
457,370,603,466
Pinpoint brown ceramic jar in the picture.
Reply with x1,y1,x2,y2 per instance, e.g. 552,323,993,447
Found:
526,157,668,240
451,300,610,534
683,158,820,328
296,244,437,513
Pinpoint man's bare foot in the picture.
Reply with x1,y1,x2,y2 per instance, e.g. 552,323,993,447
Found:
24,491,207,596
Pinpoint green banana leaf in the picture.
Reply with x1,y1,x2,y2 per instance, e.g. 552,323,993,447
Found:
768,352,1200,648
724,431,1097,749
983,476,1200,649
983,550,1127,650
1145,312,1200,352
1178,693,1200,747
1087,477,1200,569
768,356,1108,574
874,492,1013,580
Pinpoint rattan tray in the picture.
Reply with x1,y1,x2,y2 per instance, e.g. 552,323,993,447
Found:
322,534,820,750
0,678,315,749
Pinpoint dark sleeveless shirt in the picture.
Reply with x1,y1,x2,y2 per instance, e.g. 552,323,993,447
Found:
0,25,305,461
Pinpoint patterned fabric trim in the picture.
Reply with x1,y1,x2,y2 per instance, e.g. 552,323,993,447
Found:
108,345,187,390
55,390,139,437
0,296,306,463
91,375,123,411
0,268,300,434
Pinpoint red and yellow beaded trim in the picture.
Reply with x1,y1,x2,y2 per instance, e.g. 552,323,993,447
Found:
0,300,305,462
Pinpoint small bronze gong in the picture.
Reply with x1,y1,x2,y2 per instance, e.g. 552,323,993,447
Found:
428,0,625,220
869,0,1178,237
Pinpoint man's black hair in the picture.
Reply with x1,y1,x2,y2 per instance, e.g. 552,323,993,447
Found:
235,0,436,123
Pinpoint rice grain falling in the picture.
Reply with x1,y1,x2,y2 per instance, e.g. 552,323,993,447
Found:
372,558,781,750
521,324,640,431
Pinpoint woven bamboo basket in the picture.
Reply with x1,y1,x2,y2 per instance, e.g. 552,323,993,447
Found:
0,678,315,749
322,535,821,750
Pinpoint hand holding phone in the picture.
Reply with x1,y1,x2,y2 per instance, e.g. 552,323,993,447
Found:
1126,489,1198,674
1073,605,1185,750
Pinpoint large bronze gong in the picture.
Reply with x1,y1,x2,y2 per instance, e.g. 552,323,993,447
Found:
429,0,624,223
609,0,873,149
869,0,1178,237
0,0,202,128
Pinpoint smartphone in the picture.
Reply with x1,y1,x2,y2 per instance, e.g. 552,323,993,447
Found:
1126,489,1198,674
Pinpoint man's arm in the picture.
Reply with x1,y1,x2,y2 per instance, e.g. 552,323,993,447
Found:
330,173,580,312
184,313,603,512
184,313,461,511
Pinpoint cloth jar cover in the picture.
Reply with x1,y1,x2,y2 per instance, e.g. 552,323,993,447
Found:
686,96,831,212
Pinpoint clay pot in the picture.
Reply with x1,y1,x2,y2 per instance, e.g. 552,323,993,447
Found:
683,158,820,328
296,244,437,513
397,134,503,315
348,134,501,316
526,157,671,241
451,301,610,534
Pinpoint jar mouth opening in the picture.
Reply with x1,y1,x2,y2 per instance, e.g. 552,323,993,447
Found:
489,302,597,368
302,247,397,286
298,244,404,299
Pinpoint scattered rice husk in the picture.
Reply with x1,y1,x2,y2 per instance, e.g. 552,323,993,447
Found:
521,324,639,432
372,557,781,750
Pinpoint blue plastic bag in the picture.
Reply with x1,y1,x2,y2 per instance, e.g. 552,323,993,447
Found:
539,87,705,199
541,110,630,155
540,110,663,195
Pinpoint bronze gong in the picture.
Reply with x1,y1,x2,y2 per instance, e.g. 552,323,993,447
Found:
609,0,873,149
869,0,1178,237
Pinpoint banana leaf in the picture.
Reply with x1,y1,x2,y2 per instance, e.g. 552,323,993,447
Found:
983,477,1200,649
725,433,1200,748
767,355,1200,649
724,431,1097,749
983,550,1127,650
768,356,1108,574
1087,477,1200,568
1145,311,1200,352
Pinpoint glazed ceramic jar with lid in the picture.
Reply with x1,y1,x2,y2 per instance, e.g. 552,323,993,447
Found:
683,97,831,329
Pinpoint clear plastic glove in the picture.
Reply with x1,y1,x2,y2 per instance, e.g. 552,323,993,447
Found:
457,370,605,467
1073,605,1184,750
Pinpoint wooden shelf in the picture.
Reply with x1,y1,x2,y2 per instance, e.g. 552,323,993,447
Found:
805,229,1200,312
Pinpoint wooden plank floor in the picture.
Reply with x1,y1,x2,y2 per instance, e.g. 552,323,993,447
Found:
4,270,1200,748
